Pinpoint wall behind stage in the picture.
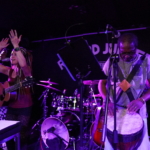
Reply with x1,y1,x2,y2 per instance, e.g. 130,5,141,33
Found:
31,29,150,98
0,28,150,124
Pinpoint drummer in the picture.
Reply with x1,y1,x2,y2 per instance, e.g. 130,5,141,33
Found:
98,33,150,150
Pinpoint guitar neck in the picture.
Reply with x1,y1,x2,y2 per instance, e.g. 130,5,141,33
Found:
5,82,21,94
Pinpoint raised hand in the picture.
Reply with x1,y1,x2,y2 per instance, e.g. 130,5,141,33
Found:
0,38,9,51
9,29,22,48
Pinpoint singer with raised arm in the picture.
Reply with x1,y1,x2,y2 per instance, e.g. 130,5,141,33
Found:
98,33,150,150
0,29,33,150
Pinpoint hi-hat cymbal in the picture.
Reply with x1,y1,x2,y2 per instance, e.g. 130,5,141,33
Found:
83,80,99,85
41,117,69,149
40,80,58,85
37,83,61,91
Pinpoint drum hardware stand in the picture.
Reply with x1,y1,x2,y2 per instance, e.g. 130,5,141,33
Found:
69,137,76,150
46,127,69,144
31,82,50,134
102,26,119,150
40,87,50,120
87,85,97,124
89,85,97,106
76,69,91,150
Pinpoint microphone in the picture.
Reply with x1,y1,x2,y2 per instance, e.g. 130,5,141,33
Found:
47,127,55,133
105,24,120,38
43,127,56,135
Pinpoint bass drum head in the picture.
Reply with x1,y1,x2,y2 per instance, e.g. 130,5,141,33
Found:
55,110,80,138
41,117,69,149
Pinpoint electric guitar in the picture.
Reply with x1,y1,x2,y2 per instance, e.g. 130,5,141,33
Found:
90,106,105,147
0,76,34,107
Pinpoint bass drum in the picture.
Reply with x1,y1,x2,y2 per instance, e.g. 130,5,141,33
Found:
41,117,69,149
55,110,80,138
40,110,80,149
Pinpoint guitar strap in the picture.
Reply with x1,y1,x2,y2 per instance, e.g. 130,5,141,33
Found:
116,53,146,102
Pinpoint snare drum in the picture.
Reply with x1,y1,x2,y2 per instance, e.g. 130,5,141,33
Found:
107,109,143,150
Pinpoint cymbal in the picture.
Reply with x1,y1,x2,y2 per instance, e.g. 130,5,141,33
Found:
37,83,61,91
41,117,69,148
40,80,58,85
83,80,99,85
93,94,101,97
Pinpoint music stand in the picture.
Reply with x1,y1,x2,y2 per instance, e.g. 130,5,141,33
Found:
57,38,106,149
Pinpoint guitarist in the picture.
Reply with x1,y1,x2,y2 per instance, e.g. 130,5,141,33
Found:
0,29,33,150
98,33,150,150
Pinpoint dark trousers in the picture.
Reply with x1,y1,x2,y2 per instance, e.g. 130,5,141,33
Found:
5,106,32,150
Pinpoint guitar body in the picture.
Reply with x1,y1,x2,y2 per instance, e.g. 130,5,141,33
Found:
0,81,17,107
0,76,34,107
90,107,104,147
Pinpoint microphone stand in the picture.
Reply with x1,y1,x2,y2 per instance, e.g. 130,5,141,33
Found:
41,88,50,120
102,33,119,150
31,82,50,133
49,132,69,145
110,34,119,150
76,69,91,150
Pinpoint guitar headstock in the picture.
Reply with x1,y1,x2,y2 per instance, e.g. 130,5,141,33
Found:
22,76,35,88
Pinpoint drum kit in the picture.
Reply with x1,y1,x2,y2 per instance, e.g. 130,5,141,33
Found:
30,79,103,150
30,78,144,150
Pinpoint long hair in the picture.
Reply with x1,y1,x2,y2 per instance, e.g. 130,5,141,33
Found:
12,47,33,95
19,47,33,68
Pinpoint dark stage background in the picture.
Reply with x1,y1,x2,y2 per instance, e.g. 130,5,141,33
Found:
30,29,150,130
1,28,150,135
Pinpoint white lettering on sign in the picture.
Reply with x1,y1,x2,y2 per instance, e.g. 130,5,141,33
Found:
103,43,118,54
91,44,100,55
57,60,65,70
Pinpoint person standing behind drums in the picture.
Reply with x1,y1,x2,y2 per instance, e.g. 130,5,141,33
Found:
0,30,33,150
98,33,150,150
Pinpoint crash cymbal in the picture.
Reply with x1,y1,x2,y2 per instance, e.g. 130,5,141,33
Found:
83,80,99,85
40,80,58,85
37,83,61,91
41,117,69,148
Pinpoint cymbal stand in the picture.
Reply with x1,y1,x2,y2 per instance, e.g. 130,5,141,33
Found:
40,87,50,120
31,87,50,133
69,137,76,150
89,85,97,106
